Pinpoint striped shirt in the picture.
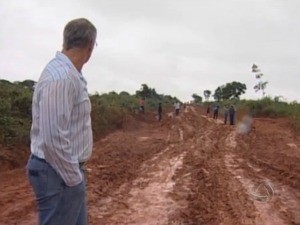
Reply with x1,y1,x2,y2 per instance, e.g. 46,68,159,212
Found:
30,51,93,187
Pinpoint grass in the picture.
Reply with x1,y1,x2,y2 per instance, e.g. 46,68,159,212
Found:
239,97,300,132
203,97,300,132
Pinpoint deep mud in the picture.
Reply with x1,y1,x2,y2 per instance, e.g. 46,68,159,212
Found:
0,106,299,225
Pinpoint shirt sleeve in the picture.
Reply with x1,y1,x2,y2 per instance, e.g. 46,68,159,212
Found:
39,78,82,187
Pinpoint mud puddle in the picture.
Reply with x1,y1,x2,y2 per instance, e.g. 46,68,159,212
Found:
92,142,187,225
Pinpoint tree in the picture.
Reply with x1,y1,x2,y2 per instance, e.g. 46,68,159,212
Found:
213,86,224,101
20,80,36,90
274,95,284,103
213,82,247,101
192,93,203,103
252,64,268,97
203,90,211,101
119,91,130,96
135,84,158,99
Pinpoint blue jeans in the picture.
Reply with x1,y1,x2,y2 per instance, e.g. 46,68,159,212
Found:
27,155,87,225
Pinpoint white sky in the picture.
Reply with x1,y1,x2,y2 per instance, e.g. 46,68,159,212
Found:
0,0,299,102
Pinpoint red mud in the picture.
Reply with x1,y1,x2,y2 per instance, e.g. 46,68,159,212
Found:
0,106,299,225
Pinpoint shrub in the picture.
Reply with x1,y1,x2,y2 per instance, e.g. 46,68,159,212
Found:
292,116,300,133
235,97,300,132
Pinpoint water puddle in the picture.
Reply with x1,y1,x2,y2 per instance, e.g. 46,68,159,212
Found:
224,131,286,225
179,128,184,141
93,136,188,225
225,131,237,148
122,153,186,225
224,153,285,225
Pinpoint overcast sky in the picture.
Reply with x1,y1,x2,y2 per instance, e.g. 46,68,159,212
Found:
0,0,299,101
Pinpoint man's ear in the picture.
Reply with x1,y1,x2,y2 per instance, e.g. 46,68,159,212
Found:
88,41,94,51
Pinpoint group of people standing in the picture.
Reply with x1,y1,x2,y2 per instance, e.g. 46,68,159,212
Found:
139,99,183,122
207,104,236,125
142,99,236,126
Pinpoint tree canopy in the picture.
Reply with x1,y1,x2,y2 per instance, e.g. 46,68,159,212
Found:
135,84,159,99
213,82,247,101
252,64,268,97
192,93,203,103
203,90,211,101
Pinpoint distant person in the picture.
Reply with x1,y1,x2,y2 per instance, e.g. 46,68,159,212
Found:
158,102,162,121
229,105,236,125
27,18,97,225
174,102,180,116
139,97,145,114
213,105,219,120
224,105,229,124
206,105,211,117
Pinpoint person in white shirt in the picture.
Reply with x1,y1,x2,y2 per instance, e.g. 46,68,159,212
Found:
27,18,97,225
174,102,180,116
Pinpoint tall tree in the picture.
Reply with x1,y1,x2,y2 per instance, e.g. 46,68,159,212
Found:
213,86,224,101
192,93,203,103
213,82,247,100
252,64,268,97
135,84,158,98
203,90,211,101
20,80,36,90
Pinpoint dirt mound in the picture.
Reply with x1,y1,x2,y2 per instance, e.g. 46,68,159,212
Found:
0,146,29,172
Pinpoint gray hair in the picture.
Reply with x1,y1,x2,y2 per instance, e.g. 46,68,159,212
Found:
63,18,97,50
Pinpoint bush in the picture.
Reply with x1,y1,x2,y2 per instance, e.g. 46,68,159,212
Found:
238,97,300,118
235,97,300,132
292,116,300,133
0,80,33,146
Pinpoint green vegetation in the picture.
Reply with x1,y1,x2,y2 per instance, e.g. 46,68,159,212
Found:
1,76,300,149
252,64,268,97
246,97,300,132
90,86,178,139
203,90,211,101
213,81,247,101
0,80,178,147
192,93,202,104
210,96,300,132
0,79,34,146
238,97,300,119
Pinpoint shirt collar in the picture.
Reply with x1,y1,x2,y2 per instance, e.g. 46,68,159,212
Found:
55,51,86,81
55,51,75,70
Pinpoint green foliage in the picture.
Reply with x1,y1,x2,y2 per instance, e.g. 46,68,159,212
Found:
0,79,33,145
203,90,211,101
0,80,180,146
81,84,180,139
274,96,284,103
192,93,203,103
292,116,300,133
213,81,247,101
135,83,159,99
134,84,179,109
252,64,268,97
90,94,126,138
238,97,298,118
216,96,300,132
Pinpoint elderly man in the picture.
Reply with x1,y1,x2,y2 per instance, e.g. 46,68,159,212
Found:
27,18,97,225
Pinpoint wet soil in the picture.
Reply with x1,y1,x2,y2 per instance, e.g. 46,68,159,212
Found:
0,106,299,225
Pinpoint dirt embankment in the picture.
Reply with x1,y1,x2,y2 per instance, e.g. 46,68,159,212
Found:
0,106,299,225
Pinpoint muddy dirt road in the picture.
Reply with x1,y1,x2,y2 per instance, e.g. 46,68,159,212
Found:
0,106,299,225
